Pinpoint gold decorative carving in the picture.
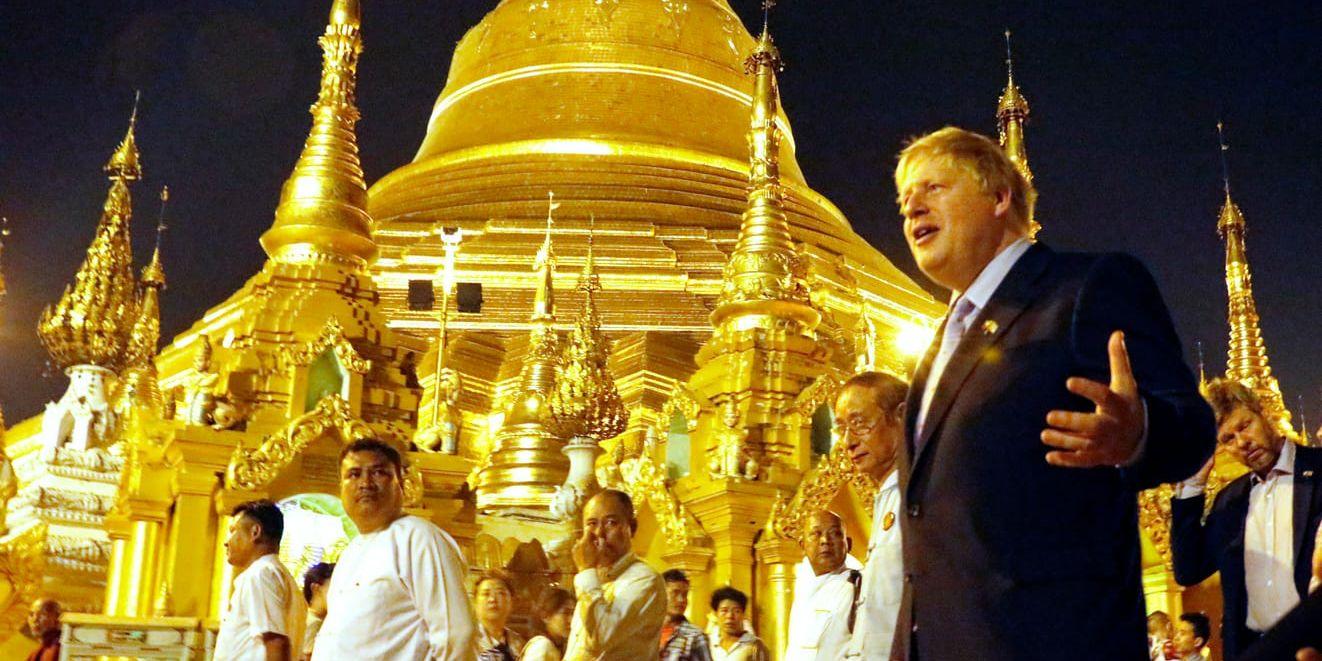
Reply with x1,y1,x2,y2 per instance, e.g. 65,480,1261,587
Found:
789,371,846,418
618,443,706,551
280,317,371,375
226,394,372,490
769,441,876,544
0,523,48,634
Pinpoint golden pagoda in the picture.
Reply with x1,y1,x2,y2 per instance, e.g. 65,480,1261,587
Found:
997,30,1040,240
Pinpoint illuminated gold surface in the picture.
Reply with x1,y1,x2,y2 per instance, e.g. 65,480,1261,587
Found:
260,0,375,264
37,105,142,372
475,199,570,515
1217,187,1292,434
997,31,1040,240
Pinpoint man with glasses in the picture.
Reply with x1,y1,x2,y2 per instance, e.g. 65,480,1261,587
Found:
833,371,907,659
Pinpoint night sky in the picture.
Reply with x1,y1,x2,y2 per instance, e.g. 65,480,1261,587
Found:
1,1,1319,429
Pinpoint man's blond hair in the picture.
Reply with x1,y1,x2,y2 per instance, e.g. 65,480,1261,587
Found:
895,127,1034,235
1203,377,1297,442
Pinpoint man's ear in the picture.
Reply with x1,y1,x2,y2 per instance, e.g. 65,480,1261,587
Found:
992,187,1014,218
845,537,853,554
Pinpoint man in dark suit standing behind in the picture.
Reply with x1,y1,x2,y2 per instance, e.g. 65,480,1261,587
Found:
1171,378,1322,658
890,127,1215,660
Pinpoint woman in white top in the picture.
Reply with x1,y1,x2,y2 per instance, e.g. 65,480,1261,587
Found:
521,586,575,661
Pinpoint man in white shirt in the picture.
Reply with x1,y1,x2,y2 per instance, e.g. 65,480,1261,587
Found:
832,371,906,659
784,511,859,661
563,489,666,660
1171,378,1322,657
311,439,477,661
215,499,306,661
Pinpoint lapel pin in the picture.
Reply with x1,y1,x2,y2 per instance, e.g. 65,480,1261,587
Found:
1304,470,1315,478
981,319,999,335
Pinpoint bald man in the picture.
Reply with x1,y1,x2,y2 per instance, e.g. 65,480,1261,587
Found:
27,598,62,661
785,511,860,661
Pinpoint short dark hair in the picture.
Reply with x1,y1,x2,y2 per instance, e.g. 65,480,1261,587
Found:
474,569,515,596
339,438,405,478
837,371,908,419
710,586,748,611
302,562,335,603
231,499,284,545
1180,612,1211,646
534,585,575,621
662,569,689,584
597,489,637,518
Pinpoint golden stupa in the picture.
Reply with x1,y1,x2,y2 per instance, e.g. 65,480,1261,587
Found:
0,2,946,658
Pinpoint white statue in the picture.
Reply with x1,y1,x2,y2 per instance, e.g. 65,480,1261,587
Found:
40,365,119,462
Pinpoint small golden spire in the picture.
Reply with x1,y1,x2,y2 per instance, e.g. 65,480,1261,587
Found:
551,215,628,442
119,191,169,416
1214,121,1289,430
473,193,568,513
0,217,10,301
710,13,819,332
38,100,142,371
997,30,1039,239
260,0,375,264
106,91,143,182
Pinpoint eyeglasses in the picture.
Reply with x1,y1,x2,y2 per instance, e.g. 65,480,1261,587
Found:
833,416,884,437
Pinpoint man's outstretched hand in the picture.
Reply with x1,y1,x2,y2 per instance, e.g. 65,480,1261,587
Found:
1042,330,1145,468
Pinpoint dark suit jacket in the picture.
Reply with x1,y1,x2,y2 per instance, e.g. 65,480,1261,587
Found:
894,243,1215,661
1237,589,1322,661
1170,444,1322,658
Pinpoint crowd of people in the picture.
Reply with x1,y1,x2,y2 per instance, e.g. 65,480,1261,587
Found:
21,127,1322,661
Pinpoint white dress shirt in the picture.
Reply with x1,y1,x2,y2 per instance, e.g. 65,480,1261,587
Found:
918,238,1032,433
847,469,903,658
784,560,857,661
215,553,307,661
311,515,477,661
563,552,666,660
1244,440,1300,631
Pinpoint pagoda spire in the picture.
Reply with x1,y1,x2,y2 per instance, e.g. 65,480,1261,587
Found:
119,188,170,416
1215,121,1289,426
260,0,376,264
551,216,627,442
515,192,561,399
709,14,819,333
997,30,1039,239
38,97,142,371
474,192,568,514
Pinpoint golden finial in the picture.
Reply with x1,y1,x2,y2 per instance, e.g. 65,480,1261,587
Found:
1214,121,1290,433
532,191,559,320
260,0,375,264
711,15,819,332
38,100,143,371
0,217,10,301
997,30,1039,240
140,186,169,289
550,215,628,442
106,91,143,182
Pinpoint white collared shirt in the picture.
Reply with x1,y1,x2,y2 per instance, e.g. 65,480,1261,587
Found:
918,238,1032,428
784,560,858,661
215,553,306,661
847,469,903,658
564,552,667,660
1245,440,1300,631
312,515,476,661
